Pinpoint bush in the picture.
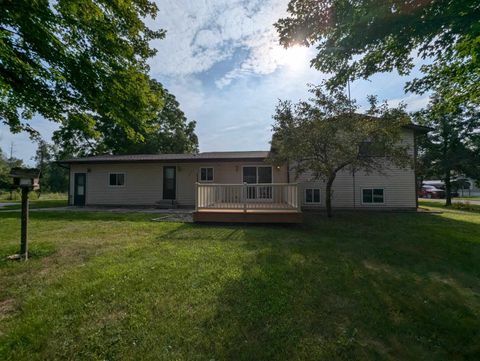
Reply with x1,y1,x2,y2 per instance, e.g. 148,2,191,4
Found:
0,190,67,201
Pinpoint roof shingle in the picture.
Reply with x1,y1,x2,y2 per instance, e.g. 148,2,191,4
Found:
60,151,270,164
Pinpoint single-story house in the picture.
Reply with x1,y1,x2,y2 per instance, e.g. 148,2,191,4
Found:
60,125,427,222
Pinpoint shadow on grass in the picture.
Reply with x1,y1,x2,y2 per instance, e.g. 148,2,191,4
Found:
0,211,479,359
182,213,480,359
0,210,167,223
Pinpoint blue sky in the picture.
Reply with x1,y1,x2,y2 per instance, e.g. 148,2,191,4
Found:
0,0,430,165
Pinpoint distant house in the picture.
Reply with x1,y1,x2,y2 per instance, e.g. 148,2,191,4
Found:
60,125,427,222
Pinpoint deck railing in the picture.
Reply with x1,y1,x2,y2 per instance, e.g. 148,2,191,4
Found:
195,183,300,212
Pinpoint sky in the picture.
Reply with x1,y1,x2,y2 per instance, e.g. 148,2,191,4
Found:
0,0,430,165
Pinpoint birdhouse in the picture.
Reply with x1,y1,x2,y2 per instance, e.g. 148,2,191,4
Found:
9,168,41,190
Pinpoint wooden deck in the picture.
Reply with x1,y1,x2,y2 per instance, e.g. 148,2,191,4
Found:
194,183,302,223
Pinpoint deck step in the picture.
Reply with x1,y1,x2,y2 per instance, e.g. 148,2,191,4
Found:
193,211,302,224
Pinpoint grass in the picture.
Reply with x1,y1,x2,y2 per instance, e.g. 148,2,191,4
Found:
420,199,480,213
0,208,479,360
455,196,480,201
0,199,67,210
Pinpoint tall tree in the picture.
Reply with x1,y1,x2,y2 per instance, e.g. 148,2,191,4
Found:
414,94,480,205
275,0,480,107
270,85,411,217
1,0,165,140
34,141,69,193
53,80,199,156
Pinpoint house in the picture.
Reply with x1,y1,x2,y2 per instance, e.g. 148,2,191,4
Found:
60,125,427,222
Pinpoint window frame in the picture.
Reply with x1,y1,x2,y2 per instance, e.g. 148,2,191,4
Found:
361,188,385,204
108,172,126,188
304,188,321,204
199,167,214,182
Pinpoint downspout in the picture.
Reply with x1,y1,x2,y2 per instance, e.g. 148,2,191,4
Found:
352,168,356,209
286,161,290,183
414,133,419,209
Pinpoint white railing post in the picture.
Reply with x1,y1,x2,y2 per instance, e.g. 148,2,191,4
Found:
243,182,247,213
296,183,301,212
195,182,199,211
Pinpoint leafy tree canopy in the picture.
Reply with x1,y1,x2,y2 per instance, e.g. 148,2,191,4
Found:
1,0,165,140
275,0,480,107
414,93,480,204
270,85,412,217
53,80,199,156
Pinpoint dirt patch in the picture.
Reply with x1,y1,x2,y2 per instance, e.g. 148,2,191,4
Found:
151,213,193,223
0,298,17,319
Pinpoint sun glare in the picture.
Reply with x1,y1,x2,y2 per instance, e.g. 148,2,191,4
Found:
282,45,309,70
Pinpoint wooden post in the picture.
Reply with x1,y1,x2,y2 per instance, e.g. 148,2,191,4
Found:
20,187,29,260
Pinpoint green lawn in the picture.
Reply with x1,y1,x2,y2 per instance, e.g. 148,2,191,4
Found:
0,199,67,211
421,199,480,213
455,196,480,201
0,207,479,360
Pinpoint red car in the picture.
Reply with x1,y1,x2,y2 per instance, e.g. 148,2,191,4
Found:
419,185,445,199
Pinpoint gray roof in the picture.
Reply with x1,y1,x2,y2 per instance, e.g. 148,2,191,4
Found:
60,151,270,164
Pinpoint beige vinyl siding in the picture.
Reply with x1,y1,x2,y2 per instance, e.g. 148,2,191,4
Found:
294,129,416,210
69,161,288,207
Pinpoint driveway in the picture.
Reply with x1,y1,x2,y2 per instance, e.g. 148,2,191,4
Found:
0,202,17,209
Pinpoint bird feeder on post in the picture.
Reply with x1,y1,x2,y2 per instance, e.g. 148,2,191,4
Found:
8,168,40,261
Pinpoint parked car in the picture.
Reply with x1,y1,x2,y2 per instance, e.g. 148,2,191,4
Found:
419,185,445,199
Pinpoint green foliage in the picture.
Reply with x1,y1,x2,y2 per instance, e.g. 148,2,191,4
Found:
414,93,480,205
1,0,165,140
271,85,411,216
34,141,69,193
0,147,24,192
53,80,199,156
0,209,479,359
275,0,480,106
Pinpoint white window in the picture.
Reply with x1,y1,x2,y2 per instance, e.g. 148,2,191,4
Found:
362,188,384,204
305,188,321,204
109,173,125,187
200,167,214,182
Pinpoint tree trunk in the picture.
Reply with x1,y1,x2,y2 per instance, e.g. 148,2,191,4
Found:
20,187,29,260
325,175,336,218
445,172,452,206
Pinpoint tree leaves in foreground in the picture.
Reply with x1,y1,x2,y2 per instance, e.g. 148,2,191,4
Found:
270,85,411,217
414,95,480,205
275,0,480,107
1,0,165,139
53,80,199,156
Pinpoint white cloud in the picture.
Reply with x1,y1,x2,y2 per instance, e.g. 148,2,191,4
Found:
150,0,290,84
387,94,431,112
